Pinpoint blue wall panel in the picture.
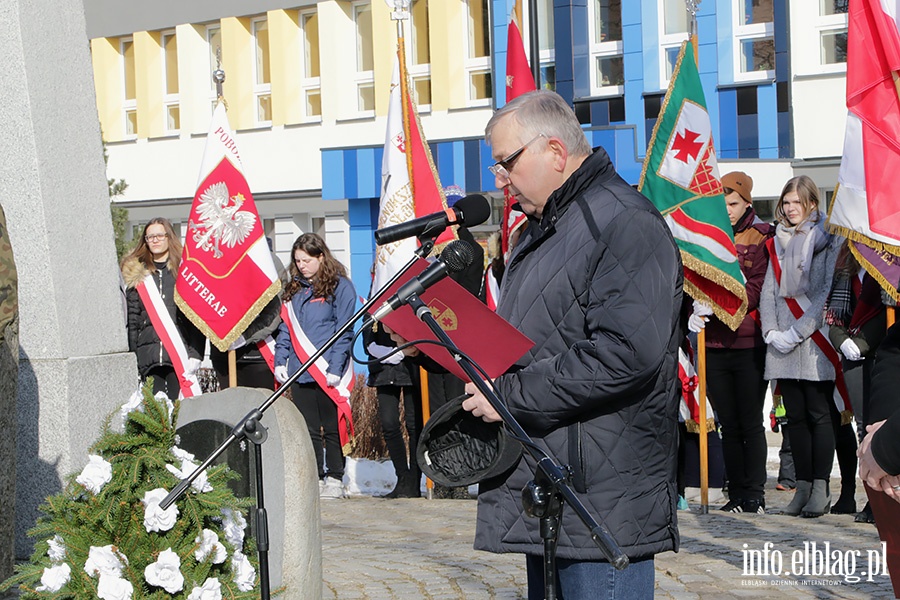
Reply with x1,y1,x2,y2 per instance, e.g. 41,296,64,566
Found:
718,88,738,158
615,128,643,185
321,149,344,199
464,139,483,194
737,114,759,158
354,146,377,199
342,149,358,203
757,84,779,159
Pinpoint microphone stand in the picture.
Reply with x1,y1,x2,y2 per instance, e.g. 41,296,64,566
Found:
159,239,437,599
403,294,629,600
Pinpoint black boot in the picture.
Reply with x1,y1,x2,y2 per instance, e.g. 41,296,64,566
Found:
383,471,420,499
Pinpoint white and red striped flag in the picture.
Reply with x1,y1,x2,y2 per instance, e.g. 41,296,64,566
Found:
827,0,900,299
175,102,281,351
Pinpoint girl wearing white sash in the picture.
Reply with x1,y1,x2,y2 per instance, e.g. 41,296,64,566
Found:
760,176,842,518
274,233,356,500
122,218,204,399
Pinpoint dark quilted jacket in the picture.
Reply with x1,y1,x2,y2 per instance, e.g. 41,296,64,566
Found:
475,147,683,561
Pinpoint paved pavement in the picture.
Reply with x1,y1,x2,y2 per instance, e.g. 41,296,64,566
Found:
321,486,896,599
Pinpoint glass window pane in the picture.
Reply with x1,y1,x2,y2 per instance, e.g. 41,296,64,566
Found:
469,70,492,100
125,109,137,136
302,12,320,78
255,21,270,85
356,4,374,72
257,94,271,122
596,55,624,86
742,0,774,25
740,37,774,71
208,27,222,91
821,29,848,64
306,90,321,116
467,0,490,58
358,82,375,111
166,106,180,131
539,0,555,52
594,0,622,43
540,64,556,91
123,40,135,101
413,76,431,105
820,0,849,16
664,0,689,35
665,46,680,79
410,0,430,66
163,34,178,94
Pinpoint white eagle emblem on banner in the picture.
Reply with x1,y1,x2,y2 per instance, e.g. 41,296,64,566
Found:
189,181,257,258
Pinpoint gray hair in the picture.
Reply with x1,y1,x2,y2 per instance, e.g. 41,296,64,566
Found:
484,90,592,157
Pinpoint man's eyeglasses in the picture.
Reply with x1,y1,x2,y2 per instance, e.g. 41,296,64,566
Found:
488,133,546,180
146,233,168,242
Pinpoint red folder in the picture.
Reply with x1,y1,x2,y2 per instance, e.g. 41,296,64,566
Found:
865,483,900,597
372,258,533,382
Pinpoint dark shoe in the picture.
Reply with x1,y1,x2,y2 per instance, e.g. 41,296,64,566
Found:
801,479,831,518
382,473,420,499
783,481,812,516
830,494,857,515
854,502,876,524
741,498,766,515
719,498,744,512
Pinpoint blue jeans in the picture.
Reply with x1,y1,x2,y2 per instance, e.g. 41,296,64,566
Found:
526,555,654,600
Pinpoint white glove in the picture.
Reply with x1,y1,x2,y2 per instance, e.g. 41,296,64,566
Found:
687,300,713,333
840,338,862,361
768,328,801,354
368,342,403,365
274,365,289,384
326,372,341,388
185,358,201,376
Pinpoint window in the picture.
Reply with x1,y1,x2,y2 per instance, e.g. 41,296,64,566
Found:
252,18,272,124
465,0,491,104
538,0,556,90
589,0,623,96
734,0,774,81
207,25,222,111
660,0,689,85
407,0,432,108
299,9,322,119
120,37,137,137
818,0,848,66
353,1,375,114
161,31,180,132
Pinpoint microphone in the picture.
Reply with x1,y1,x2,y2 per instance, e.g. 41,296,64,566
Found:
369,240,478,323
374,194,491,245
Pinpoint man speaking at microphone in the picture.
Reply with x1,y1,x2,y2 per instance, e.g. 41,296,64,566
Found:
462,90,683,598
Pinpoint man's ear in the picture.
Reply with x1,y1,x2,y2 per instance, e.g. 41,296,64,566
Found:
546,137,568,172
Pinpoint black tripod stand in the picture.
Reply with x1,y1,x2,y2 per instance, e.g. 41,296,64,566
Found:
404,293,629,600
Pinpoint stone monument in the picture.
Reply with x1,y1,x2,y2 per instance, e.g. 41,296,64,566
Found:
0,0,138,557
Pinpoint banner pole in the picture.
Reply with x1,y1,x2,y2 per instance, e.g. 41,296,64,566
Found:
228,349,237,388
697,328,709,514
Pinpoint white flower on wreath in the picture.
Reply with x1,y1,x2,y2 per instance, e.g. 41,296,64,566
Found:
97,573,134,600
118,387,144,426
166,458,213,493
154,391,175,421
220,508,246,550
35,563,70,592
231,551,256,592
194,529,227,564
47,534,66,562
171,445,196,463
84,544,127,578
76,454,112,495
144,548,184,594
187,577,223,600
142,488,179,533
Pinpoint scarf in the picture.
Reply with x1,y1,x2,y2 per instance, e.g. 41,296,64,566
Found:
774,212,830,298
826,270,884,336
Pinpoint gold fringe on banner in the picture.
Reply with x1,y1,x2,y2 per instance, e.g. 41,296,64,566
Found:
681,253,750,331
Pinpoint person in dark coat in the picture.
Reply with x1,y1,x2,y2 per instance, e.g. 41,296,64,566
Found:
121,218,204,399
859,321,900,499
462,90,682,599
364,321,422,498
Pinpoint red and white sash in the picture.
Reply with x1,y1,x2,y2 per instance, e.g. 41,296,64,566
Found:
280,304,355,452
257,335,278,389
136,274,202,399
484,268,500,311
678,342,715,433
766,239,852,421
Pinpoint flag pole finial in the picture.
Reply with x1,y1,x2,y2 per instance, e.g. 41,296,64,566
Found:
386,0,410,21
213,47,225,101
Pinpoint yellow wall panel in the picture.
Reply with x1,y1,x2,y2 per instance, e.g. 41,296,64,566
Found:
372,0,395,117
318,0,355,123
134,31,163,138
269,9,302,126
221,17,254,130
91,37,124,141
429,0,465,110
176,23,213,136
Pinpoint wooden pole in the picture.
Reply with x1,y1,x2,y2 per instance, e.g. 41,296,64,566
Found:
697,328,709,514
419,367,433,498
228,349,237,388
888,305,896,328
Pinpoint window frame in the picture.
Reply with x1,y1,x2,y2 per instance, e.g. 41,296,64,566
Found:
815,3,848,72
658,0,690,88
587,0,624,97
251,17,272,126
299,8,322,121
352,0,376,116
406,0,432,111
464,0,492,106
160,30,180,133
120,36,138,139
206,25,222,114
732,0,775,82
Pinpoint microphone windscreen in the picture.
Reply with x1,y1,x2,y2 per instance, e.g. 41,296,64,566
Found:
440,240,478,273
454,194,491,227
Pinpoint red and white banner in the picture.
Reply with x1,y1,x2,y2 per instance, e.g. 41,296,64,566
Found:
136,275,202,399
677,342,714,433
175,102,281,352
767,239,853,421
484,268,500,311
280,304,355,452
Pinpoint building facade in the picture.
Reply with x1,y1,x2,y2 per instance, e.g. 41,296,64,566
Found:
87,0,849,299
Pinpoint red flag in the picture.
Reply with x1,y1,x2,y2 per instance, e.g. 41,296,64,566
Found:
501,12,536,259
175,102,281,351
